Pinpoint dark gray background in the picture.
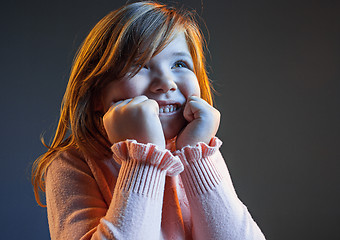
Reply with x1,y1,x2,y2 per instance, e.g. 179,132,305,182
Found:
1,0,339,239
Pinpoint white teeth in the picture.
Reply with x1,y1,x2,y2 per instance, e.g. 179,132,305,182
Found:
159,104,177,113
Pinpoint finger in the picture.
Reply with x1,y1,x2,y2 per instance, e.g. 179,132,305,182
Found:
183,96,207,121
144,99,160,113
183,99,196,122
128,95,149,105
188,95,210,105
129,97,159,115
128,96,159,113
111,100,124,107
107,99,131,112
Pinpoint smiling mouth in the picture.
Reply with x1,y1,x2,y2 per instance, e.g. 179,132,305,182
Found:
159,104,179,114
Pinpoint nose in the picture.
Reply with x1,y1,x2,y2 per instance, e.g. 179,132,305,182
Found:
149,69,177,93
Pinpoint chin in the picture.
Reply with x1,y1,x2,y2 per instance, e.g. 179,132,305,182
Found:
162,122,186,141
160,113,187,141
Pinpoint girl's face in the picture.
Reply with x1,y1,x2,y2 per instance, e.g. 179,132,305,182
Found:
101,32,201,140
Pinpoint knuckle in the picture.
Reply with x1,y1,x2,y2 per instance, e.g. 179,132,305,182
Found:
148,99,159,107
136,95,148,101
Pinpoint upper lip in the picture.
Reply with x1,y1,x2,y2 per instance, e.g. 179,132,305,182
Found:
156,100,182,107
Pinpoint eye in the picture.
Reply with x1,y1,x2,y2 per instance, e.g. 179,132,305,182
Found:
134,62,148,70
172,61,188,69
137,64,148,70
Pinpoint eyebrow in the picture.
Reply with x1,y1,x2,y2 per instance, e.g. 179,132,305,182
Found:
171,52,192,59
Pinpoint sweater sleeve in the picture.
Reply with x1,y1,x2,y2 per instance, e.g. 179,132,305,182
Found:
45,141,183,240
174,137,266,240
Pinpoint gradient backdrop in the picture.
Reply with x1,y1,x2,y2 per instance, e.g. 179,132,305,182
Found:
1,0,339,239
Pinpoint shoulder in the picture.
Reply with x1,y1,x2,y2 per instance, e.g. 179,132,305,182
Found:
46,147,93,183
45,146,107,205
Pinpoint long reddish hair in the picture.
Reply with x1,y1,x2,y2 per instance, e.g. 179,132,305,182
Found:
32,1,213,207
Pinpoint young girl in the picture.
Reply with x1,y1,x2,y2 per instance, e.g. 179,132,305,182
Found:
32,1,265,239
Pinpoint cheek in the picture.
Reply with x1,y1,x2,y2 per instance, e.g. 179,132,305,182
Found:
118,83,141,99
193,80,201,97
180,75,201,98
103,79,144,107
100,82,127,112
118,76,151,99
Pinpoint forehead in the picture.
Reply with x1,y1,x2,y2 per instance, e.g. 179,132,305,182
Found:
152,32,192,60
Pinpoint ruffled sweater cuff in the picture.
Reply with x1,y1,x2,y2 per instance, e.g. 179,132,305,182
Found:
111,140,184,198
111,139,184,176
174,137,223,197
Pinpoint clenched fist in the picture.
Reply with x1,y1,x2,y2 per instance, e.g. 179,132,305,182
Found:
176,96,220,149
103,95,166,149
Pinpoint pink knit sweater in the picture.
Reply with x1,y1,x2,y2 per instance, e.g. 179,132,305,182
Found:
45,137,265,239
